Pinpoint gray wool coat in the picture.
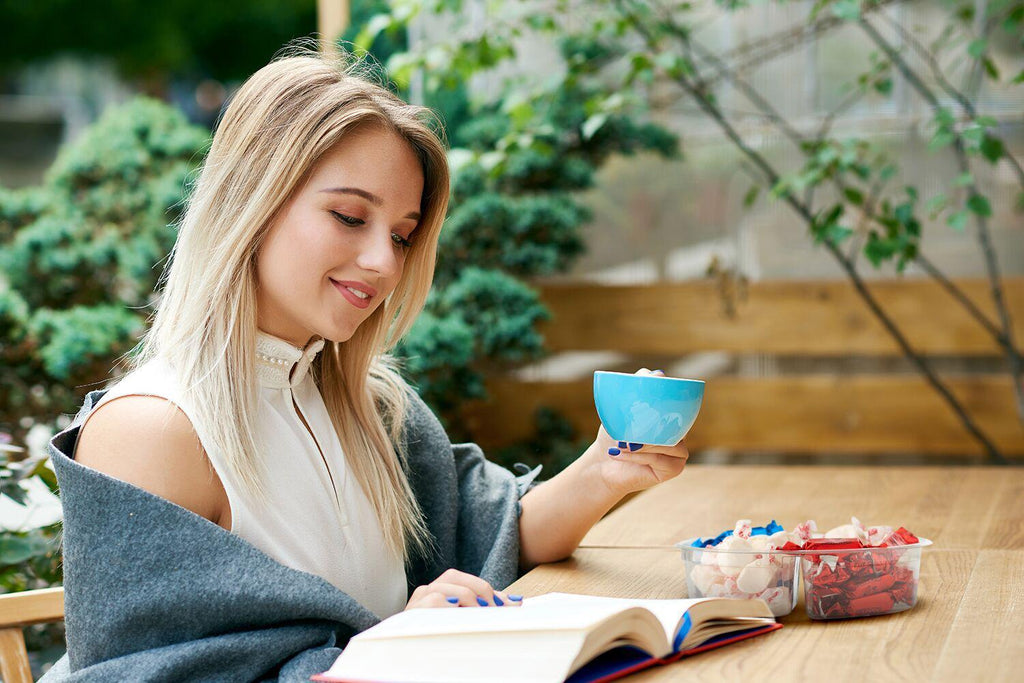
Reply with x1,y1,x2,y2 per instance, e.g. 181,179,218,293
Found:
39,386,543,682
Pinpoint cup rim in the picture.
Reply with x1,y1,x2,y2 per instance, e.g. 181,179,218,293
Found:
594,370,705,384
674,537,933,554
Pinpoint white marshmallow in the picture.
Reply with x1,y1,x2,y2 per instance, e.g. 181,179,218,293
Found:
689,564,718,594
736,564,773,593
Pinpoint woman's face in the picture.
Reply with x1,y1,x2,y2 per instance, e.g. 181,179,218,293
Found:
255,124,424,347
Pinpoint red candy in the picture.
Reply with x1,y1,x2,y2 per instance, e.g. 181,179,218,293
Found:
800,523,923,620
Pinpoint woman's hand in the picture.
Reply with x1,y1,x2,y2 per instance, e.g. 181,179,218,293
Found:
582,368,689,499
404,568,523,610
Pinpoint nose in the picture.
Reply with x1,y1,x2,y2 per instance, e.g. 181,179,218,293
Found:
354,224,401,279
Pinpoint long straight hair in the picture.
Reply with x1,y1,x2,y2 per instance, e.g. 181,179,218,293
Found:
127,45,449,567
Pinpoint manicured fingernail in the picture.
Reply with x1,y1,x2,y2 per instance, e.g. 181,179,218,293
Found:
629,442,642,451
617,441,627,448
608,447,621,456
476,596,489,607
509,594,523,601
446,596,459,604
493,594,504,606
655,369,664,373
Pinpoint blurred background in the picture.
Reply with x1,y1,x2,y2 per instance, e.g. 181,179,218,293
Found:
0,0,1021,675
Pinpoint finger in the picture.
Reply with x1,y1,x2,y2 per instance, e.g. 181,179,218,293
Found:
492,589,524,607
611,449,688,479
427,582,481,607
410,592,458,610
435,569,497,604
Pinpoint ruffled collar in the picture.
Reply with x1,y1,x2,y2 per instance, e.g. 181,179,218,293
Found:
255,329,325,389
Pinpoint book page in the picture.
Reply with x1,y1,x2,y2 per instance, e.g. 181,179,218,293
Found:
523,592,707,644
350,596,662,641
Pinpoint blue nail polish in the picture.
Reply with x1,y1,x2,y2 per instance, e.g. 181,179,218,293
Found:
608,447,621,456
476,596,489,607
446,596,459,604
509,594,523,601
617,441,627,448
629,442,642,451
493,595,504,606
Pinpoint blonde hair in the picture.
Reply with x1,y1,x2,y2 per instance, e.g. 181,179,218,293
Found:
127,44,448,566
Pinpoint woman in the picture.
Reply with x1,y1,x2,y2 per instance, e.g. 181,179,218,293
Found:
42,46,688,681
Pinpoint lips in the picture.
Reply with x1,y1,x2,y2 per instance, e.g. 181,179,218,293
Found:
330,279,374,309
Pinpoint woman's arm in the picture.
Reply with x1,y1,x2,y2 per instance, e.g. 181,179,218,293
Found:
517,424,689,574
516,444,622,574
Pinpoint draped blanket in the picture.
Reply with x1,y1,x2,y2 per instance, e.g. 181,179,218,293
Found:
40,388,543,682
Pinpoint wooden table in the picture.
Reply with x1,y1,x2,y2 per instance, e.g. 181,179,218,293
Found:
507,466,1024,681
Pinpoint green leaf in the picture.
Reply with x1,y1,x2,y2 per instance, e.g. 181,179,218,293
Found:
831,0,861,21
967,38,987,59
0,534,50,566
353,14,393,52
946,210,968,231
929,131,956,151
1013,69,1024,85
581,114,608,141
823,223,854,244
879,164,897,182
864,233,898,266
983,57,999,80
954,172,974,187
962,124,985,144
843,187,865,205
873,77,893,95
935,107,956,127
975,115,998,127
742,185,760,208
925,193,948,214
980,135,1004,164
967,194,992,217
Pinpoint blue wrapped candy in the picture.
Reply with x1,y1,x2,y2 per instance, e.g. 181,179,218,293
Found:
690,519,784,547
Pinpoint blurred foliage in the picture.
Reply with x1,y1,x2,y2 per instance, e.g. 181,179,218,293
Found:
0,0,316,82
0,97,209,449
382,28,678,443
0,98,208,673
381,0,1024,463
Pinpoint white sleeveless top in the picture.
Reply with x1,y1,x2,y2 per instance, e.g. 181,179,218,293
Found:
86,330,408,619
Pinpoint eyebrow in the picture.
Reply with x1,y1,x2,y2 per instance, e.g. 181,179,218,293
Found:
319,186,421,222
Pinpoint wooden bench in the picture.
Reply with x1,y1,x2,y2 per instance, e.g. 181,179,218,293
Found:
462,277,1024,459
0,587,64,682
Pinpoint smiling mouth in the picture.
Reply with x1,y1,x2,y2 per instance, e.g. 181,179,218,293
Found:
330,279,373,309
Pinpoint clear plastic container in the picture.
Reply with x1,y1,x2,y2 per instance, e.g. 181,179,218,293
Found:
791,538,932,620
675,539,800,617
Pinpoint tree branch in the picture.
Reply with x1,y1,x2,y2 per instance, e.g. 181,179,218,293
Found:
618,0,1010,463
875,8,1024,188
859,15,1024,424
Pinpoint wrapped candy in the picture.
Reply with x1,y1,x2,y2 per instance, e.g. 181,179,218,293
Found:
683,520,799,616
683,518,926,620
800,520,925,620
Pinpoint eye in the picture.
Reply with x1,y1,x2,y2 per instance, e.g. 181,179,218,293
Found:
329,210,363,227
392,233,414,250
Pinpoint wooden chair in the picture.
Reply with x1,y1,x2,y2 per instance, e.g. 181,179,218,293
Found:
0,587,64,683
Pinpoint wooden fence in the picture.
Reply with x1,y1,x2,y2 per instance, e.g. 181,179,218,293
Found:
460,277,1024,459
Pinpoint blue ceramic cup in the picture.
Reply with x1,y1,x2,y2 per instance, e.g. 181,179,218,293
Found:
593,371,705,446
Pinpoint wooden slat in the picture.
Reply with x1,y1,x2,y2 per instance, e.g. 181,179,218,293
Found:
0,628,32,683
534,277,1024,355
462,375,1024,455
0,587,64,628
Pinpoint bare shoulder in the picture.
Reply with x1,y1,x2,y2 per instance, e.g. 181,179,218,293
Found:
74,395,230,529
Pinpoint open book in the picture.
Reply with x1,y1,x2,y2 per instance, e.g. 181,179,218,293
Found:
312,592,780,683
